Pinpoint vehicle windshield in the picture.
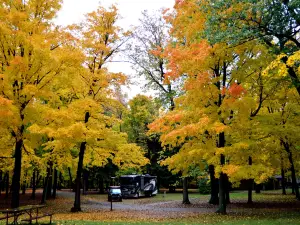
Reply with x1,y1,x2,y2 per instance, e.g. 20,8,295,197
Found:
110,189,121,194
120,177,134,185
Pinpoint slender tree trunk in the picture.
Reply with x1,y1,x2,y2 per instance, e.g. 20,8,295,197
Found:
182,177,190,204
71,142,86,212
1,172,5,192
58,172,63,190
225,174,230,204
5,172,9,199
281,168,286,195
209,165,219,205
289,155,300,199
248,156,253,204
216,132,226,214
46,163,53,199
283,141,300,199
36,171,41,188
41,168,50,204
31,170,36,200
72,111,89,212
52,169,58,199
0,171,2,196
83,170,89,195
22,182,26,195
11,139,23,208
68,167,73,190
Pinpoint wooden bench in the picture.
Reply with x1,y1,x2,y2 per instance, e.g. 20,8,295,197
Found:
0,204,53,225
0,212,24,224
21,212,54,224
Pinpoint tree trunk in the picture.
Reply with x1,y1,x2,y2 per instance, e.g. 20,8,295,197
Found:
71,141,86,212
225,174,230,204
41,168,50,204
0,171,2,196
52,169,58,199
58,172,63,190
283,141,300,199
46,164,53,199
68,167,73,191
281,168,286,195
11,139,23,208
31,170,36,200
289,154,300,199
72,111,90,212
208,165,219,205
182,177,190,204
5,172,9,199
83,170,88,195
22,182,26,195
248,156,253,204
216,132,226,214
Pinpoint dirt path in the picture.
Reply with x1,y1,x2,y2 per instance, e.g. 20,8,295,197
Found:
57,190,216,213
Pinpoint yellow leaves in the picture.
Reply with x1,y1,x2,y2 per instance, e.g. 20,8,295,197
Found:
212,121,227,134
262,54,289,77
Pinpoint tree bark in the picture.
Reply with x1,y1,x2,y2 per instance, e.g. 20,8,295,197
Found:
283,141,300,199
22,182,26,195
46,163,53,199
289,154,300,199
31,170,36,200
72,111,90,212
68,167,73,190
216,132,226,214
248,156,253,204
208,165,219,205
83,170,89,195
52,169,58,199
71,142,86,212
0,171,2,196
41,165,51,204
225,174,230,204
11,139,23,208
5,172,9,199
281,168,286,195
182,177,190,204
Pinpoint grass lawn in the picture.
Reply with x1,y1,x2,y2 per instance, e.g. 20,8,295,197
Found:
1,189,300,224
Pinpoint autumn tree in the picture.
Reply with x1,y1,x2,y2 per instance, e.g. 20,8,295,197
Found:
149,0,288,214
203,0,300,95
0,0,83,208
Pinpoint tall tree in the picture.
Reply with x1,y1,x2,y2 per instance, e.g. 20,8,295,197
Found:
0,0,81,208
203,0,300,95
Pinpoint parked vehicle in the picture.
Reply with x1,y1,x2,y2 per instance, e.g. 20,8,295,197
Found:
108,186,122,202
120,174,157,198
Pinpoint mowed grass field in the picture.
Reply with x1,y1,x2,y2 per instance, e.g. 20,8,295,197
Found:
1,189,300,224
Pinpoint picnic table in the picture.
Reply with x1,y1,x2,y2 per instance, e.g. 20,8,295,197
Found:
0,204,53,224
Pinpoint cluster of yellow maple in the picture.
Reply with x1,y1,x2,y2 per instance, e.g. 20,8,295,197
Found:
0,0,148,207
148,0,300,192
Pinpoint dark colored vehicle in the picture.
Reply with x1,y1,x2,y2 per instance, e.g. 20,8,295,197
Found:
120,174,157,198
108,186,122,202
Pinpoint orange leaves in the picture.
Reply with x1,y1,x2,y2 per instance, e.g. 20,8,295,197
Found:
228,83,246,98
164,41,211,81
